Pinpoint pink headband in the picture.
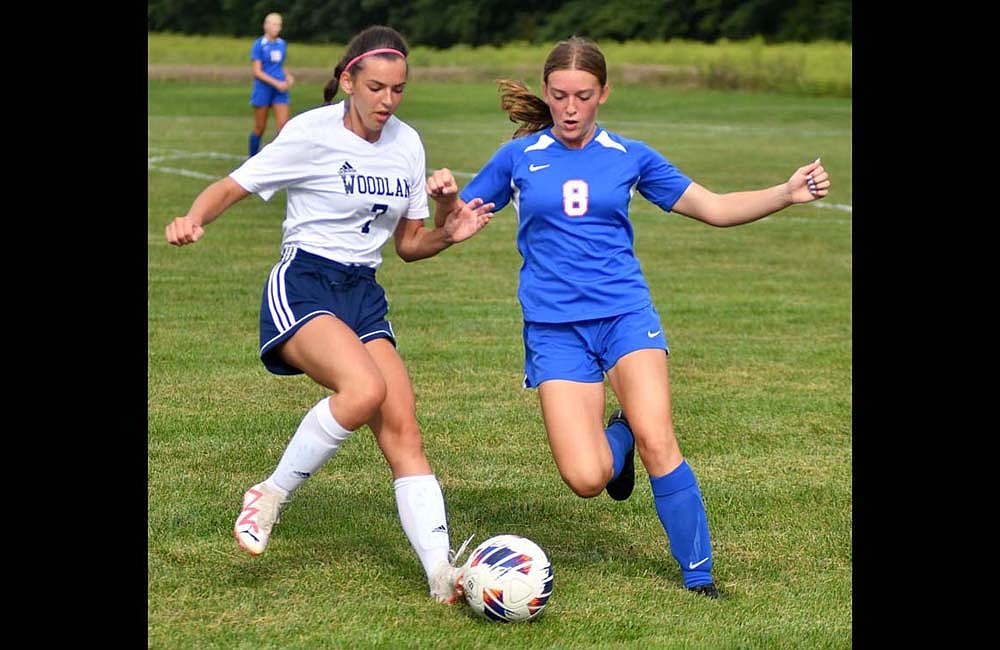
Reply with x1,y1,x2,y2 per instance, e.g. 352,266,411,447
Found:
343,48,406,73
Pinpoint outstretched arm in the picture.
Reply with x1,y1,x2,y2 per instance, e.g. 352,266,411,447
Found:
672,158,830,227
165,176,250,246
393,198,494,262
394,168,494,262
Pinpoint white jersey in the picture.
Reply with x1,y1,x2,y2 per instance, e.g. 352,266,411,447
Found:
229,100,430,269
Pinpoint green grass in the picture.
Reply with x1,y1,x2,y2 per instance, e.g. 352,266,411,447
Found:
148,32,851,97
148,77,852,648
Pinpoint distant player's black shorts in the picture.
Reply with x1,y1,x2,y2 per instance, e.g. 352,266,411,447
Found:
258,245,395,375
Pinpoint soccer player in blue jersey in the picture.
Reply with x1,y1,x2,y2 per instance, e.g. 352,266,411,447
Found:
165,26,494,604
248,13,295,157
430,36,831,600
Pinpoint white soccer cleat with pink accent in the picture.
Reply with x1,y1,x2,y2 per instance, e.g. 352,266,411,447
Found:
234,482,288,556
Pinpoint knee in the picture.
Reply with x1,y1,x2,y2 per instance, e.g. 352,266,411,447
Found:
339,374,387,425
354,376,388,417
560,471,609,499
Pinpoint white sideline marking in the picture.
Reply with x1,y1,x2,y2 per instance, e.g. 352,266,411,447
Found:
148,148,247,180
148,149,853,214
148,165,217,180
811,201,852,212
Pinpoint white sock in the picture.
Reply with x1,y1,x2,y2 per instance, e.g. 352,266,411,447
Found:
393,474,452,580
266,397,353,496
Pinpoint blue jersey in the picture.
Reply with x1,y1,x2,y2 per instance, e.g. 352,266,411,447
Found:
461,127,692,323
251,35,287,82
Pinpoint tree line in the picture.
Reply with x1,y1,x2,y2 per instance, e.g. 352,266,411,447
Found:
147,0,851,47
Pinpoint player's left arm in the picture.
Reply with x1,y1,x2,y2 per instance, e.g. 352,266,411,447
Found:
672,158,830,227
394,197,495,262
427,167,462,229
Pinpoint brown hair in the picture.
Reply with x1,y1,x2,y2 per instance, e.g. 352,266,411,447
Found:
497,36,608,139
323,25,410,104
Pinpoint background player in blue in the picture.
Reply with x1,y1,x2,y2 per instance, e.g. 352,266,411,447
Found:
165,26,494,604
431,36,831,600
248,12,295,157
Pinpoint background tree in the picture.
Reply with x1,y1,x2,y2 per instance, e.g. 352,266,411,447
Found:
147,0,852,45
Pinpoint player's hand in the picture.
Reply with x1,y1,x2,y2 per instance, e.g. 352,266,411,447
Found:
165,215,205,246
427,168,460,205
787,158,830,204
443,197,494,244
285,73,295,88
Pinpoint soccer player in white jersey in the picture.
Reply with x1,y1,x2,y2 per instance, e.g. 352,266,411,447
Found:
165,25,494,604
430,36,831,600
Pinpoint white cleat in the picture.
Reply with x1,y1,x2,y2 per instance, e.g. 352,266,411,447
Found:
429,533,475,603
430,560,464,604
233,482,288,556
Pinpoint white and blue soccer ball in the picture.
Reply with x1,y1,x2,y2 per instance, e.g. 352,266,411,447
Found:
459,534,553,623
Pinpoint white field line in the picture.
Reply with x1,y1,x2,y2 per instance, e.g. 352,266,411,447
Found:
149,148,853,215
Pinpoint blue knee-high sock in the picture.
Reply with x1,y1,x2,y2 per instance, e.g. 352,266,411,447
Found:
649,460,713,588
249,132,261,157
605,419,633,480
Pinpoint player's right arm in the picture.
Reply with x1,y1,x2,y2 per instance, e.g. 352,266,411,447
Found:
165,177,250,246
252,59,291,92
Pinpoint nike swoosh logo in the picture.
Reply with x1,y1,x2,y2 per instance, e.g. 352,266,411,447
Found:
647,330,662,338
688,557,710,569
529,164,550,172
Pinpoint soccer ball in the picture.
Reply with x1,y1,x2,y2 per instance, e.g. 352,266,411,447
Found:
459,534,553,623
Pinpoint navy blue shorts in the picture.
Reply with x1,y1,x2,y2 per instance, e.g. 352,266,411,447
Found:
258,245,395,375
522,303,669,388
250,81,290,107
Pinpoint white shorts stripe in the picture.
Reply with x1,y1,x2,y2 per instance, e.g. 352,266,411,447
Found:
360,326,394,342
267,247,297,332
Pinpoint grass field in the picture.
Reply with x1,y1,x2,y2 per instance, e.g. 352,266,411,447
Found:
148,32,852,97
148,75,852,648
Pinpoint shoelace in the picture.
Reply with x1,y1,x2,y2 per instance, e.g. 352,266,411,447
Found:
449,533,476,568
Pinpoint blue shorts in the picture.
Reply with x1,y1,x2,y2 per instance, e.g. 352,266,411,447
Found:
259,246,395,375
250,80,290,107
522,303,669,388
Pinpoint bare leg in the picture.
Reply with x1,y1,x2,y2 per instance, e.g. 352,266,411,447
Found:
273,103,291,134
252,105,270,138
537,379,609,497
235,315,387,556
278,315,386,429
364,338,432,477
606,348,682,477
363,338,455,599
607,349,715,593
